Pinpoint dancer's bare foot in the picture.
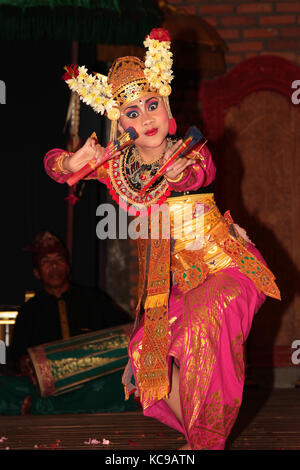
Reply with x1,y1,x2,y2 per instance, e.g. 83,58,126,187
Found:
178,442,190,450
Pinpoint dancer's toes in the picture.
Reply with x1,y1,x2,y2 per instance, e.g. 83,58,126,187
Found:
178,442,190,450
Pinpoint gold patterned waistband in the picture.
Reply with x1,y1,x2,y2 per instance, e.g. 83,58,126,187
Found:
166,192,215,203
167,193,234,275
166,193,280,300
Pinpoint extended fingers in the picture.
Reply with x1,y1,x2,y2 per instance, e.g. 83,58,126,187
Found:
95,145,121,163
167,157,195,173
183,158,196,168
86,137,97,149
162,139,183,162
164,156,197,180
95,146,105,162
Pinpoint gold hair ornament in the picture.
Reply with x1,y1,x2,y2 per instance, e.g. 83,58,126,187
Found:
62,29,175,140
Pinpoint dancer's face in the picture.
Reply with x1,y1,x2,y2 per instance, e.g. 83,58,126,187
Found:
118,93,169,151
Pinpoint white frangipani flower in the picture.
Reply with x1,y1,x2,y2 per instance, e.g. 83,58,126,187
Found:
143,35,173,93
64,66,117,116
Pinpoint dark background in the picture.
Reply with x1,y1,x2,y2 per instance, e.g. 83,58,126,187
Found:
0,39,108,306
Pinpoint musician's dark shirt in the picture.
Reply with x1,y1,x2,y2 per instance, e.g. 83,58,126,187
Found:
8,285,131,371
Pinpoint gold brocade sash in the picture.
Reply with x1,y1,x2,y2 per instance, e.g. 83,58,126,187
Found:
169,194,235,293
168,194,280,300
133,194,280,404
137,236,171,403
211,211,281,300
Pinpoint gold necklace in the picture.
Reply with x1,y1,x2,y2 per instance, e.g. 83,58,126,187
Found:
134,139,172,166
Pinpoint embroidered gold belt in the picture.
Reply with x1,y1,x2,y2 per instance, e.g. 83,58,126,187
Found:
167,193,280,299
130,193,280,406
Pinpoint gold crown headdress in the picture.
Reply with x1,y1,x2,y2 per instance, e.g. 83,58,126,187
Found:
62,28,176,141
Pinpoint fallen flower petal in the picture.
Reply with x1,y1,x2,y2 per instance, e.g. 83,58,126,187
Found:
128,440,137,446
102,439,110,445
84,438,101,445
91,439,100,445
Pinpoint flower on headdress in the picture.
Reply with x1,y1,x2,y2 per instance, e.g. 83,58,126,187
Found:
63,64,117,116
62,64,79,81
62,28,173,118
149,28,171,42
143,28,173,94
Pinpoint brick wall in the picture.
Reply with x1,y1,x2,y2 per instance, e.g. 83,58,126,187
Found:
168,0,300,69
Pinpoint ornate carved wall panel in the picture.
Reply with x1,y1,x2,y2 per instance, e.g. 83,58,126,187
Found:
199,55,300,366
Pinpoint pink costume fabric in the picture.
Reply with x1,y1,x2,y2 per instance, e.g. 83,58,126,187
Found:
44,145,268,450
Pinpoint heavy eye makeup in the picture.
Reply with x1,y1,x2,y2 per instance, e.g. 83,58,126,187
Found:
147,98,159,111
123,97,160,119
125,108,139,119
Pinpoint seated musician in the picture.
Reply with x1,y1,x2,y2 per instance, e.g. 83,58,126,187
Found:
8,231,131,374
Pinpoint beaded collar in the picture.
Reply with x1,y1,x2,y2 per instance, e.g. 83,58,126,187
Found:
106,139,176,213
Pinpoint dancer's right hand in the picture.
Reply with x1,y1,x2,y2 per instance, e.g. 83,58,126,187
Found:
63,136,114,173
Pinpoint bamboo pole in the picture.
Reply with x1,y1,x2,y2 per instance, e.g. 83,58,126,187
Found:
65,40,80,259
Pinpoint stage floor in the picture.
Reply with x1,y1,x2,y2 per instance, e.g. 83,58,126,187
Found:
1,388,300,451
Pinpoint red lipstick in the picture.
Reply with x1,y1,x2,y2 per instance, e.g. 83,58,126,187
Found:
145,128,158,136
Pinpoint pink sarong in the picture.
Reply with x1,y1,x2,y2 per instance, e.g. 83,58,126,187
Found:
128,245,266,450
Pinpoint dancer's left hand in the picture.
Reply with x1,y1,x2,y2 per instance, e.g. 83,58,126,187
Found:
162,140,196,181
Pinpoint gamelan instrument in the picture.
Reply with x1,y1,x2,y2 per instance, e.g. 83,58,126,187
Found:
28,323,132,397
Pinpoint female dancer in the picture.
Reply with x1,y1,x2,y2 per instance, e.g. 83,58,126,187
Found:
44,29,280,450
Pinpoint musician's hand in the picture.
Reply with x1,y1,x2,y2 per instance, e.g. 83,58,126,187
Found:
162,139,196,181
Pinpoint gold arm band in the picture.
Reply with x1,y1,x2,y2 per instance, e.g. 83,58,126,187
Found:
52,151,72,175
